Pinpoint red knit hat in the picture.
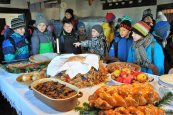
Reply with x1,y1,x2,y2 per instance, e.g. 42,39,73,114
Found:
105,12,115,22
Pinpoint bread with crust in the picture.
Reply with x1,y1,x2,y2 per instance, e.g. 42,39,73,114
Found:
66,56,86,63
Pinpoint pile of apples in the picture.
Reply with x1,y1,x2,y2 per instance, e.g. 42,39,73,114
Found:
111,68,148,84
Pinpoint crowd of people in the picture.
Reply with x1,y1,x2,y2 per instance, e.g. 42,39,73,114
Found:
0,8,173,75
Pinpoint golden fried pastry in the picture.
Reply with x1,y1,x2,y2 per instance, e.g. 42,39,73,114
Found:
89,83,159,109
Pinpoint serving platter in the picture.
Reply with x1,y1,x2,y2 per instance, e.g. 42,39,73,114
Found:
29,53,58,63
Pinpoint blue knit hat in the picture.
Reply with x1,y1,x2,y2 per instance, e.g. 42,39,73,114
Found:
154,21,170,40
77,22,85,30
92,25,103,34
36,13,48,25
121,15,133,23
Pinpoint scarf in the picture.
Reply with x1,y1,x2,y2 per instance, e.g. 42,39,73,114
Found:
133,34,153,68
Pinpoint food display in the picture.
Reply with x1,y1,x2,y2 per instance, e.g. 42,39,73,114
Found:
30,78,83,112
5,62,48,73
88,83,159,109
55,61,108,88
111,68,153,84
16,69,47,85
99,105,165,115
35,81,77,99
107,62,141,73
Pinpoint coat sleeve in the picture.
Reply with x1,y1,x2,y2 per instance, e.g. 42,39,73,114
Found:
2,40,15,61
109,43,115,57
153,43,164,75
31,31,40,55
80,40,90,47
127,46,134,63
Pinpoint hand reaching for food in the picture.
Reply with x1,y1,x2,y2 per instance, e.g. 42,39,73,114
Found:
73,42,81,47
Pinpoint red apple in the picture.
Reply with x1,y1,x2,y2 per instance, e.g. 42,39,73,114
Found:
120,71,127,78
123,76,134,84
116,77,123,83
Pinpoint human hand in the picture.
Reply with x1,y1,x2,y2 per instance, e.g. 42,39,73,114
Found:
148,64,158,75
73,42,81,47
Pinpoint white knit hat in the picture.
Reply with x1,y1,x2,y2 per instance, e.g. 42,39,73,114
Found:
156,11,167,22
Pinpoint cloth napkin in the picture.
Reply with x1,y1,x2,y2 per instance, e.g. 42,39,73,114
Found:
47,54,99,78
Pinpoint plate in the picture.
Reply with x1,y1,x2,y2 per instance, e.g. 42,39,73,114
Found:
158,74,173,89
16,70,47,86
106,62,141,73
111,75,154,85
29,53,58,63
6,62,48,74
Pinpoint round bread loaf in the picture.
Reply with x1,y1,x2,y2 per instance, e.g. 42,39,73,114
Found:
66,56,86,63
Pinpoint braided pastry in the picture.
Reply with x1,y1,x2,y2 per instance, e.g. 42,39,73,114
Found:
99,105,165,115
88,83,159,109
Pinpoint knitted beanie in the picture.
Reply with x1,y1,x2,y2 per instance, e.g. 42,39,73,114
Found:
142,8,153,20
92,25,103,34
77,22,85,30
121,15,133,23
119,20,132,31
132,21,151,37
65,8,74,16
36,13,48,25
11,18,25,30
154,21,170,40
105,12,116,22
156,11,167,22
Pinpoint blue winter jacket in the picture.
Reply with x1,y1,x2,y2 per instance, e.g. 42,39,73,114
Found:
2,33,29,61
109,36,133,62
127,38,164,75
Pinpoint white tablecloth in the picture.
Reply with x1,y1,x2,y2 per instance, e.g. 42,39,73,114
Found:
0,68,172,115
0,68,104,115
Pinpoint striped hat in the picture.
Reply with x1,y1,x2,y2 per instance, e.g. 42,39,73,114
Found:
132,21,151,37
11,18,25,30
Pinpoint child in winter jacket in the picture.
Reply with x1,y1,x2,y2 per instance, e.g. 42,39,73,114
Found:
74,25,107,59
77,21,88,53
102,12,116,48
127,21,164,75
153,21,171,73
109,20,133,62
31,13,54,55
59,19,81,54
2,18,29,61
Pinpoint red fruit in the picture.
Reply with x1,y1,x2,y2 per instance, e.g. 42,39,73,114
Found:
132,71,139,76
116,77,123,83
123,77,134,84
120,71,127,78
127,75,135,79
65,75,71,82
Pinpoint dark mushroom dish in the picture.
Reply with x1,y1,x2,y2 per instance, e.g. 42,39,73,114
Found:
35,81,77,99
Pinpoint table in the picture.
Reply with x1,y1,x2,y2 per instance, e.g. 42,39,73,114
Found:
0,68,105,115
0,68,172,115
